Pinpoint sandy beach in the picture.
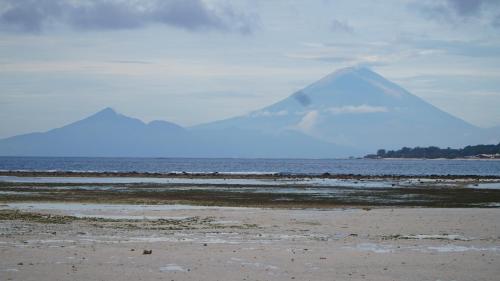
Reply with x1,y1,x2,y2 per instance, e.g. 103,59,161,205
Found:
1,172,499,280
0,204,499,281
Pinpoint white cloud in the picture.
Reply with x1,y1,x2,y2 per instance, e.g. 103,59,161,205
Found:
327,105,388,114
296,110,318,132
249,110,288,117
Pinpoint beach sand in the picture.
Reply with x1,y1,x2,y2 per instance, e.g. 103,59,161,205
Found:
0,204,499,281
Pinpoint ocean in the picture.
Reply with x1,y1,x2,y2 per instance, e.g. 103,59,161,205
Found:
1,156,499,176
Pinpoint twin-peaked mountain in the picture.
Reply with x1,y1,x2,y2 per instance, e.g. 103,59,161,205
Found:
0,67,496,158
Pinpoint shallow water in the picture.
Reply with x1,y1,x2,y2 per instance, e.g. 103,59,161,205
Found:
1,157,500,176
0,203,255,213
0,175,397,188
351,243,500,254
466,182,500,189
159,264,187,272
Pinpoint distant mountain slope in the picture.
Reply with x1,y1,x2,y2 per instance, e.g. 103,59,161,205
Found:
0,108,190,157
0,108,356,158
187,127,360,158
195,67,483,150
485,126,500,143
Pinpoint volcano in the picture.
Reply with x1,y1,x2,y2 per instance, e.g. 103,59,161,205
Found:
196,66,482,151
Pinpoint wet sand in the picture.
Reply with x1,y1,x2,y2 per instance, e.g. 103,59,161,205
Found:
1,175,500,208
0,205,499,281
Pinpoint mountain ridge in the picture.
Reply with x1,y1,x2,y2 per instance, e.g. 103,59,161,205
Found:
0,67,498,157
0,108,356,158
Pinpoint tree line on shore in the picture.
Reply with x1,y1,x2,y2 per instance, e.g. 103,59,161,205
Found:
365,143,500,159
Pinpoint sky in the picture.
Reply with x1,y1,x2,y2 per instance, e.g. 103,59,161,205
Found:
0,0,500,138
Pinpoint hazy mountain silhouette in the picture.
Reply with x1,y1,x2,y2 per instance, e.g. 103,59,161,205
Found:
485,125,500,144
196,66,485,150
0,108,355,158
0,108,191,157
0,67,497,158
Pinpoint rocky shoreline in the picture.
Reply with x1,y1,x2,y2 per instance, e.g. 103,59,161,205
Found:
2,170,500,180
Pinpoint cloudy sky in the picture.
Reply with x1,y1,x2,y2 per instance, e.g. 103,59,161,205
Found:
1,0,499,138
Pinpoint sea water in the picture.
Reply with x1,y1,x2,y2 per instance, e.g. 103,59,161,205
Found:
0,157,499,176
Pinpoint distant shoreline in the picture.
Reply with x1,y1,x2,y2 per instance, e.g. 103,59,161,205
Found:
365,143,500,160
366,157,500,161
